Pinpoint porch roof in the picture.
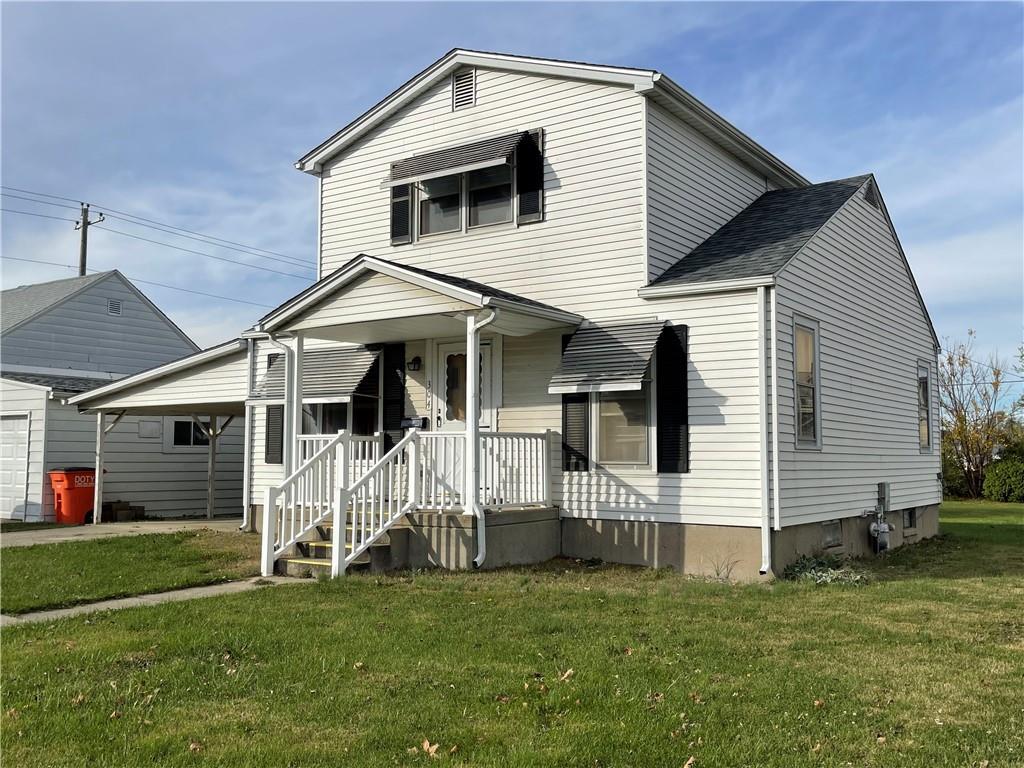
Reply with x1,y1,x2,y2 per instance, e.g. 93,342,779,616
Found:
548,321,668,394
252,254,582,343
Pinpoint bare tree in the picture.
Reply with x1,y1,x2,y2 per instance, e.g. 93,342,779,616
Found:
938,331,1019,497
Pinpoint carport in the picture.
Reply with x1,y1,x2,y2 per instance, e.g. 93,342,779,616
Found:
67,340,250,526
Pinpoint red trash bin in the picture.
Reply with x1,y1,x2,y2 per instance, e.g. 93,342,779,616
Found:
47,468,97,525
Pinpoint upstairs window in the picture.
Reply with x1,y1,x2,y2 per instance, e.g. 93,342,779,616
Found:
419,176,461,236
917,362,931,450
795,318,821,448
468,166,512,227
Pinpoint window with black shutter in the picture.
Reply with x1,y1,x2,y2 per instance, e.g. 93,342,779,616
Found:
265,404,284,465
391,184,412,244
516,129,544,224
562,393,590,472
656,326,689,473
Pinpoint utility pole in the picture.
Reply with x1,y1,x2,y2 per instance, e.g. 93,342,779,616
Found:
75,203,105,276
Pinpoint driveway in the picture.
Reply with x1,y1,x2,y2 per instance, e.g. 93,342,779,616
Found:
0,518,245,548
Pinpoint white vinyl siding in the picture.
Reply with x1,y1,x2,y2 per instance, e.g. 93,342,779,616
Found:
319,68,649,318
1,273,196,376
645,101,771,282
0,379,47,521
499,289,763,526
774,192,941,526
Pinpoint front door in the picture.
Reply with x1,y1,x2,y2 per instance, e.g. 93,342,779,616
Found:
435,340,492,431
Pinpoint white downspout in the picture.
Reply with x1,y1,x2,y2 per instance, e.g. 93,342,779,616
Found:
255,333,295,477
466,307,499,568
757,286,771,575
770,287,781,533
241,337,255,531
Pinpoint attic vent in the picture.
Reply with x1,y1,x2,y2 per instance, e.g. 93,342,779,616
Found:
106,298,123,316
863,180,880,209
452,69,476,111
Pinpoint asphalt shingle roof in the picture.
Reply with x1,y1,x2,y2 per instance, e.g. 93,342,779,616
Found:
650,176,870,287
0,371,111,395
1,271,112,333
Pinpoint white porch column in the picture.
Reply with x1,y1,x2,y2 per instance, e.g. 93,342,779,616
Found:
93,411,105,525
464,313,480,518
290,333,304,474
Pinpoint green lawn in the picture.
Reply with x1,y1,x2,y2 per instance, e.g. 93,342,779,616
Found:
1,502,1021,767
0,530,260,614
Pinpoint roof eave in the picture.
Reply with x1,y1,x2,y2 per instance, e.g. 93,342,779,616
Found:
638,275,776,299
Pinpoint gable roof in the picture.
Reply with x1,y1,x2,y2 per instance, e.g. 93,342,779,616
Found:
648,176,870,288
296,48,807,189
1,271,110,333
1,269,198,351
254,253,582,333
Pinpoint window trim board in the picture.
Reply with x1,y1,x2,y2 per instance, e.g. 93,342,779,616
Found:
792,314,823,451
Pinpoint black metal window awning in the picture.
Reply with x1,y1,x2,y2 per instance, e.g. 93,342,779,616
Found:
548,321,669,394
252,346,380,401
383,131,529,187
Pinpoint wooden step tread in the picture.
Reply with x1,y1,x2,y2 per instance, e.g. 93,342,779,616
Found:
302,537,391,549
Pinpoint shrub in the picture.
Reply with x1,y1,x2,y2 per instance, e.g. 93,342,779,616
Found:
982,457,1024,503
782,554,870,586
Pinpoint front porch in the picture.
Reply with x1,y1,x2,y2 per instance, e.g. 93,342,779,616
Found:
251,255,581,577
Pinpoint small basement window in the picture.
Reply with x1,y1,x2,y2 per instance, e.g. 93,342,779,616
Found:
902,507,918,530
106,298,123,316
822,520,842,548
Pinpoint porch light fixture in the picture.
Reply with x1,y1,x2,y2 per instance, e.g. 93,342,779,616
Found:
407,356,422,372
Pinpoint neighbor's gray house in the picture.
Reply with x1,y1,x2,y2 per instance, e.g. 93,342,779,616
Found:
69,50,941,579
0,270,244,521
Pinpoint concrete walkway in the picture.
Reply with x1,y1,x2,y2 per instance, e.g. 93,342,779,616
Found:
1,518,246,548
0,576,298,627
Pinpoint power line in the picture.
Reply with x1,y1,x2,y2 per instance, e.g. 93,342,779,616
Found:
2,256,274,308
92,224,311,280
1,207,78,223
0,192,81,211
1,185,311,267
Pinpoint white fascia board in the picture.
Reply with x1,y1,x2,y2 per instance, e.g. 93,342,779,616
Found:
548,381,646,395
483,296,582,326
0,375,52,394
67,339,246,407
296,50,655,173
637,275,774,299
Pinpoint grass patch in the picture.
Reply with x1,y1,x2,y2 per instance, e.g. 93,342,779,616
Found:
1,503,1021,767
0,530,260,614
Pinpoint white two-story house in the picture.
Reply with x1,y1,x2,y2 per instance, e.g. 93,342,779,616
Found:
71,50,941,580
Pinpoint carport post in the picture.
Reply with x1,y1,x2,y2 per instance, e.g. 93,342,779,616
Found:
93,411,105,525
207,415,218,519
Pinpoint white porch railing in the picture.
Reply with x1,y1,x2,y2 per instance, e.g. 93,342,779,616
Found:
262,428,553,576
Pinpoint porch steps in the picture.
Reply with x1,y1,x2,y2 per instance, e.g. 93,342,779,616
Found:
274,518,395,578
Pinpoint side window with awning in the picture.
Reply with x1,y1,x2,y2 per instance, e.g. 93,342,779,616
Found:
550,322,690,474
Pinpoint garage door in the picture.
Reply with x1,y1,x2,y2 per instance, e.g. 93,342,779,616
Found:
0,414,30,520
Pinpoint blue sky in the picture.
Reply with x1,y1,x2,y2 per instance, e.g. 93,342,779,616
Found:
2,2,1021,365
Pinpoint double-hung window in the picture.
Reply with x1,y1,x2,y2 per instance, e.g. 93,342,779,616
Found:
417,166,513,237
467,166,513,227
794,318,821,448
917,362,931,450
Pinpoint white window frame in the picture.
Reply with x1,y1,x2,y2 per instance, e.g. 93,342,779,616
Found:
917,360,932,452
793,315,822,450
590,380,655,472
414,167,517,241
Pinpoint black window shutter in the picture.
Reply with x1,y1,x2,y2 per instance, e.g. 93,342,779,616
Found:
390,184,412,244
381,343,406,451
560,332,589,471
516,129,544,224
265,405,284,465
656,326,689,473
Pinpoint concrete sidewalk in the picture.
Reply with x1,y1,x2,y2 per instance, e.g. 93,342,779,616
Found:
0,576,298,627
1,518,246,548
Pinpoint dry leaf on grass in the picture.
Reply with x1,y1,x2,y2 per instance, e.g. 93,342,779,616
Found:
683,757,697,768
559,668,575,683
421,739,439,758
188,741,203,754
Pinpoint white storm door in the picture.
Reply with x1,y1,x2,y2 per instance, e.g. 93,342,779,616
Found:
435,341,493,432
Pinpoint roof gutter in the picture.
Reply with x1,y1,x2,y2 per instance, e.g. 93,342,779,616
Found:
638,275,774,299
